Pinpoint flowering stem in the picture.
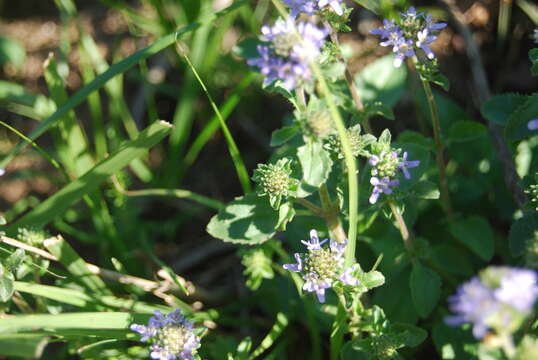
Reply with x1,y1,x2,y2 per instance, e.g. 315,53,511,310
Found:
324,24,372,134
415,62,453,221
388,199,413,252
270,0,358,267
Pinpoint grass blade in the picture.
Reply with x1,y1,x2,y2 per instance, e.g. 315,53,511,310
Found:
248,312,289,360
7,121,172,230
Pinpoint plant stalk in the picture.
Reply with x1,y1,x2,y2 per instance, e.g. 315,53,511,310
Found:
388,200,413,252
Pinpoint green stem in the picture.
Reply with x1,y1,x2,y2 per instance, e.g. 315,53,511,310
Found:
296,198,323,215
388,200,413,252
319,184,348,244
416,65,453,221
497,0,513,52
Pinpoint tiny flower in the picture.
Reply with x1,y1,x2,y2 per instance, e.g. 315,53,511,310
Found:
369,176,399,204
318,0,344,16
283,229,360,302
131,309,201,360
416,28,436,59
252,158,298,209
393,37,416,67
446,267,538,339
283,0,318,17
398,152,420,179
424,14,447,31
528,118,538,130
370,19,396,39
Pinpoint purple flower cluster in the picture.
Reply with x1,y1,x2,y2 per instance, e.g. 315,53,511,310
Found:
283,0,344,18
370,7,446,67
283,229,360,302
131,310,201,360
528,118,538,131
248,18,328,90
446,267,538,339
368,151,420,204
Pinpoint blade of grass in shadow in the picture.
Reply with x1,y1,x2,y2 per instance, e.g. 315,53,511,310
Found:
248,313,289,360
121,188,224,210
179,50,252,193
7,121,172,231
182,73,254,172
44,235,112,296
0,0,250,169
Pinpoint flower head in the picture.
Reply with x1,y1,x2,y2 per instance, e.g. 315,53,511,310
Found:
131,310,201,360
248,18,327,90
283,230,360,302
528,118,538,131
369,177,399,204
370,7,445,67
446,267,538,339
252,158,298,209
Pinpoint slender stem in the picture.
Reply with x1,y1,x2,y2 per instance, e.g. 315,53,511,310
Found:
325,24,372,134
296,198,323,215
318,184,348,244
416,67,453,220
497,0,513,52
388,200,413,252
270,0,358,266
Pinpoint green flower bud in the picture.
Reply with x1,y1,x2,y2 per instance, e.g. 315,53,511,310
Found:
305,109,334,139
325,125,367,159
17,227,49,248
252,158,298,209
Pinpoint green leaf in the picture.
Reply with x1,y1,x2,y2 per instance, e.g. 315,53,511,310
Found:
411,181,440,199
207,193,280,244
355,54,407,107
397,130,434,150
394,143,431,190
0,334,48,358
0,36,25,69
448,121,487,142
0,312,149,335
449,216,494,261
351,0,380,14
373,268,418,324
431,244,474,277
410,262,441,318
248,313,288,360
378,129,391,145
481,93,528,126
297,141,333,196
341,339,374,360
233,37,264,59
505,93,538,141
360,270,385,290
432,322,478,359
430,72,450,91
5,249,25,272
364,101,395,120
8,121,172,230
508,213,538,257
0,271,14,302
270,125,299,147
390,323,428,347
277,201,296,231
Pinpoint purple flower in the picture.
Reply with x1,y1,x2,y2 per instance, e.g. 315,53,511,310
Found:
283,229,360,302
424,14,447,31
283,0,344,17
446,267,538,339
528,118,538,130
416,28,437,59
370,19,396,39
398,151,420,179
318,0,344,16
369,176,399,204
445,277,498,339
248,19,327,90
131,310,201,360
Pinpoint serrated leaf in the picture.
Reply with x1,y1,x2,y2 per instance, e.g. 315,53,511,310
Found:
233,37,264,59
297,141,333,197
270,125,299,147
360,270,385,289
410,262,441,318
378,129,391,145
481,93,528,126
505,94,538,141
508,213,538,257
355,54,407,107
449,216,494,261
411,181,440,199
207,193,280,245
448,121,487,142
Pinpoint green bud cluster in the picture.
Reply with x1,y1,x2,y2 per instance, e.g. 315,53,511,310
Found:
17,227,49,248
273,33,300,57
156,325,191,357
252,158,298,209
372,151,401,178
303,248,341,280
325,125,364,159
305,109,334,139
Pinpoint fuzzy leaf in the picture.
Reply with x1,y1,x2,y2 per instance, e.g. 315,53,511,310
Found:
410,262,441,318
449,216,494,261
481,93,528,126
207,193,280,244
297,141,333,197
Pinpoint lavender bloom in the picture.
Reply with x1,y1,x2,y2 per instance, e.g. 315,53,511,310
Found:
528,118,538,130
424,14,447,31
369,177,399,204
131,310,201,360
283,0,344,17
416,28,436,59
445,277,498,339
398,151,420,179
446,267,538,339
318,0,344,16
248,19,327,90
369,19,396,39
393,37,416,67
283,229,360,302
